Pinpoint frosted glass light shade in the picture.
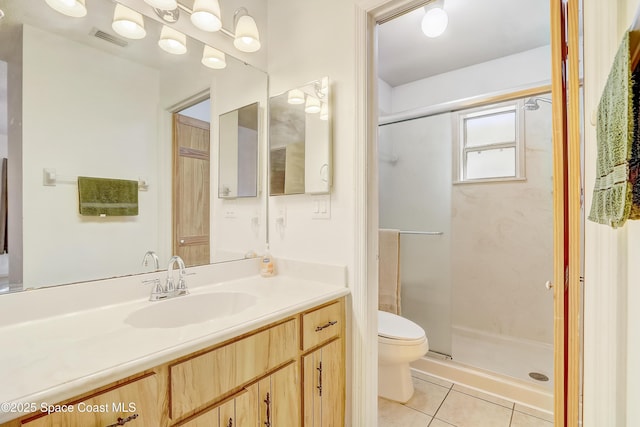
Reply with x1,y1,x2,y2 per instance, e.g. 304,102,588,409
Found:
191,0,222,32
305,96,321,114
45,0,87,17
234,15,261,52
320,103,329,121
158,26,187,54
288,89,305,105
202,45,227,69
421,7,448,38
112,4,146,40
143,0,178,10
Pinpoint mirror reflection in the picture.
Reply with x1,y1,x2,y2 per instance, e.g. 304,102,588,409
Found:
219,102,259,198
269,77,331,195
0,0,267,292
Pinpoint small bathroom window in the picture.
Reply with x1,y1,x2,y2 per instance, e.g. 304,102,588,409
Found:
453,100,525,183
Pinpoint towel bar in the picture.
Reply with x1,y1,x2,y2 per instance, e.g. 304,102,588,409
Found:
42,168,149,191
399,230,443,235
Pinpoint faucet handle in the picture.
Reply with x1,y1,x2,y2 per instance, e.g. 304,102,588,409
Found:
143,278,166,301
165,276,176,295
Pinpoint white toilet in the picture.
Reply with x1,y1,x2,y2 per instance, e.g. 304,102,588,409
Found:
378,310,429,402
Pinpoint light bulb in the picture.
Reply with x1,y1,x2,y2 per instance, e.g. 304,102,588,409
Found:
44,0,87,17
191,0,222,32
112,4,146,40
305,96,321,114
288,89,305,105
158,26,187,54
421,7,448,38
234,14,261,52
202,45,227,69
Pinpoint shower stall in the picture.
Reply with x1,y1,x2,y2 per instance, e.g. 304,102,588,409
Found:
378,94,555,394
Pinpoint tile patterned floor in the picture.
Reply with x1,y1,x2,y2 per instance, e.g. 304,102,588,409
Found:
378,372,553,427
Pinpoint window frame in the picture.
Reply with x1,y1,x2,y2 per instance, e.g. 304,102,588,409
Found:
452,99,526,184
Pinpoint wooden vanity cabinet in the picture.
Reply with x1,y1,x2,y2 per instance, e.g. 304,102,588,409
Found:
0,297,345,427
301,300,345,427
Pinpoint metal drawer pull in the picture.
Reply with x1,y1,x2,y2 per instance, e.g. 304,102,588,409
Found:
317,361,323,396
264,392,271,427
315,320,338,332
227,417,233,427
106,414,139,427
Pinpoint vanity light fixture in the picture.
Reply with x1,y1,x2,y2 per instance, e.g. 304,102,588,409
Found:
112,4,147,40
201,45,227,69
320,103,329,121
45,0,87,17
158,25,187,54
421,0,448,38
288,89,306,105
305,96,321,114
191,0,222,32
233,7,261,53
143,0,178,11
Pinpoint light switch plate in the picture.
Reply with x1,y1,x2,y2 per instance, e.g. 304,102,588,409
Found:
311,195,331,219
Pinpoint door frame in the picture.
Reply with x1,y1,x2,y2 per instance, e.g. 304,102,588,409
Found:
353,1,583,426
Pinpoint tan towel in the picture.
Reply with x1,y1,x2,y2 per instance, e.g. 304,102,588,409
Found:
379,229,401,315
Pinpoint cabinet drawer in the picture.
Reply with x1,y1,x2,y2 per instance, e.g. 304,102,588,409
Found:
302,300,343,351
170,318,298,419
22,374,160,427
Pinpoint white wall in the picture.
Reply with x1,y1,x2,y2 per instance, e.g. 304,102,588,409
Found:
583,0,640,424
21,25,161,288
390,45,551,113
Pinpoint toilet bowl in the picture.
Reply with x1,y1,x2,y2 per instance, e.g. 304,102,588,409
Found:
378,310,429,403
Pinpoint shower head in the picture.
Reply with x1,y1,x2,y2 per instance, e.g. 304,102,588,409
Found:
523,97,552,111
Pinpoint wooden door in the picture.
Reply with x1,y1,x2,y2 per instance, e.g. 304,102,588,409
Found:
173,113,210,267
271,362,300,426
550,0,582,425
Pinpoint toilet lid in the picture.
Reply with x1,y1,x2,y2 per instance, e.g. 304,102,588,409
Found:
378,310,426,341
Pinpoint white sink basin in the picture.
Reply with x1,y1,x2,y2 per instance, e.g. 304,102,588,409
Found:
125,292,257,328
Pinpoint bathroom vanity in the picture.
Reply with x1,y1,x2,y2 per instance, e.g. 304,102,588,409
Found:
0,261,348,427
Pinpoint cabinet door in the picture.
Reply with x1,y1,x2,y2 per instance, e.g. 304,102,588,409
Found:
258,363,300,427
302,339,344,427
22,375,160,427
235,383,259,427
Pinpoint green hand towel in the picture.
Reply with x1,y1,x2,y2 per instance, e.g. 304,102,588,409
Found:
78,177,138,216
588,31,636,228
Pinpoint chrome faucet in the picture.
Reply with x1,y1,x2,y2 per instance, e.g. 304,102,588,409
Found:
166,255,189,297
142,250,160,271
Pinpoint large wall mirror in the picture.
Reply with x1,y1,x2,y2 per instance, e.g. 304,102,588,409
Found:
269,77,331,195
0,0,268,292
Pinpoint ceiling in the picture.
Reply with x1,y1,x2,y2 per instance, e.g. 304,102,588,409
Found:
377,0,550,87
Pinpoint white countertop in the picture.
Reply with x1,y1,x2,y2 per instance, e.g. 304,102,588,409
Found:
0,260,349,423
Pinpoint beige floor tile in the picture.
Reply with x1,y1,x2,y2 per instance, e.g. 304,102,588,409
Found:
435,390,513,427
510,410,554,427
452,384,514,409
378,397,433,427
513,404,554,422
404,377,450,416
429,419,457,427
411,369,454,389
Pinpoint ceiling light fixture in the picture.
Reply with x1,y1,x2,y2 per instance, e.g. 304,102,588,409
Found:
44,0,87,17
288,89,306,105
143,0,178,11
202,45,227,69
158,25,187,54
421,0,448,38
233,7,261,53
305,96,321,114
112,4,146,40
191,0,222,32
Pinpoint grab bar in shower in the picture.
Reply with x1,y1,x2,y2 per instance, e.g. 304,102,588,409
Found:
399,230,443,236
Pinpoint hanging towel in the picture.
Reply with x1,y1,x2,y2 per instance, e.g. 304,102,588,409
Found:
588,31,640,227
77,176,138,216
378,229,401,315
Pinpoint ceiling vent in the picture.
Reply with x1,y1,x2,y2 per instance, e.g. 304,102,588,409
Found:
91,28,128,47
